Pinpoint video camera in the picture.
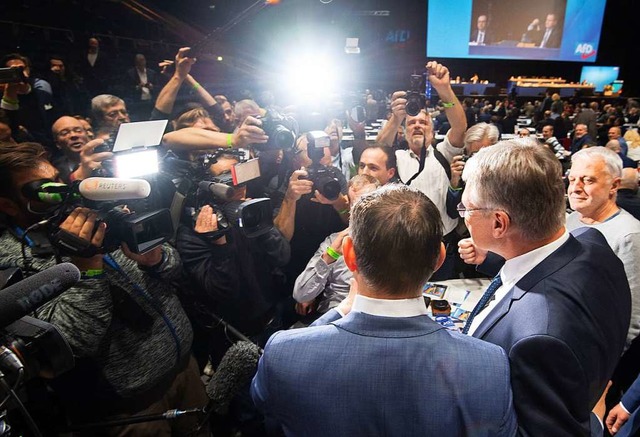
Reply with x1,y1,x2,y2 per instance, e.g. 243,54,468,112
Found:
253,108,297,151
300,131,342,201
0,264,78,436
406,73,427,116
92,120,168,179
161,149,274,240
21,176,174,257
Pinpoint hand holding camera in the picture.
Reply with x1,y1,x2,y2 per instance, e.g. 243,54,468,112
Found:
194,205,226,245
388,91,408,120
59,207,106,270
72,138,115,180
285,169,314,202
235,116,269,149
450,155,468,189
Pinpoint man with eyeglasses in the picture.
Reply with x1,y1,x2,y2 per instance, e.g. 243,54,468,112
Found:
91,94,131,137
458,139,630,436
51,115,113,183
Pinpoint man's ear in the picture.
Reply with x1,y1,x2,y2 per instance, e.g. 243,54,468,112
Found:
387,167,396,180
491,210,510,239
342,236,358,273
433,242,446,272
0,197,20,218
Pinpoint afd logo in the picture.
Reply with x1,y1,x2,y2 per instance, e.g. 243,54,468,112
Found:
575,43,597,59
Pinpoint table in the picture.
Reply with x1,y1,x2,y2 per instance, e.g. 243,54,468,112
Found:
424,278,490,328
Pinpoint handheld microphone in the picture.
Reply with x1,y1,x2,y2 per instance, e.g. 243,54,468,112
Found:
205,341,262,415
0,263,80,328
198,181,234,201
78,177,151,201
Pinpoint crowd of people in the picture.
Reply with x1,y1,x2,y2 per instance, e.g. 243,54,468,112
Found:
1,42,640,436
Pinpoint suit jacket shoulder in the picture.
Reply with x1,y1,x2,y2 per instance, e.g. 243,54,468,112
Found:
252,312,517,436
475,230,630,436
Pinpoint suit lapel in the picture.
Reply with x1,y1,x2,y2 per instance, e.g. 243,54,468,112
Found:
474,235,581,339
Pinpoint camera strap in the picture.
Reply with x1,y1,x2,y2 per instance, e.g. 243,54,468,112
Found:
404,141,427,186
102,253,182,365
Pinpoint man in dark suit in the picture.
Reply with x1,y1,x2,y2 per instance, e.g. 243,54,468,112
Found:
459,139,631,436
470,14,494,45
617,168,640,221
251,185,517,436
523,13,562,48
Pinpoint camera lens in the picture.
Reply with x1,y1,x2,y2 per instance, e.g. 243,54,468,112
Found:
272,125,295,149
318,178,341,201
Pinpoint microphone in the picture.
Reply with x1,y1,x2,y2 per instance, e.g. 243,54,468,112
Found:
78,177,151,201
0,263,80,328
205,341,262,415
198,181,234,201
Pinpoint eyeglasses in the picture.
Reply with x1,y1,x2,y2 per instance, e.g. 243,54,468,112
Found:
456,202,491,218
105,109,128,118
56,126,85,138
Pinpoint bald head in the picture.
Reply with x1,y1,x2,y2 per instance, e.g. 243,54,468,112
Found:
52,116,89,160
621,168,639,192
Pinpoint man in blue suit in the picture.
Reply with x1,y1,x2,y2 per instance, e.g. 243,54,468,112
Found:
460,139,631,436
251,184,517,436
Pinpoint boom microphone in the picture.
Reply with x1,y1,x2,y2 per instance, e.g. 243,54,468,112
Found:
205,341,262,415
0,263,80,328
198,181,234,201
78,177,151,201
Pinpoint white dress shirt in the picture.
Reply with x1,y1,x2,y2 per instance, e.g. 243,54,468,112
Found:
396,136,461,235
351,294,429,318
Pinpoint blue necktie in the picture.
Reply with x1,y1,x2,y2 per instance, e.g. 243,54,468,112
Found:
462,274,503,334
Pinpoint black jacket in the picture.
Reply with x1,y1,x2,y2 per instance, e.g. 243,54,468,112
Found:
176,224,290,335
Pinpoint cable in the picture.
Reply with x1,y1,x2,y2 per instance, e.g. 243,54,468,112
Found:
0,368,23,411
0,372,43,437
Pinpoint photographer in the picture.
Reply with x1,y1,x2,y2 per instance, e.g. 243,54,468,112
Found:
273,133,349,298
375,61,466,280
0,142,207,435
175,153,290,366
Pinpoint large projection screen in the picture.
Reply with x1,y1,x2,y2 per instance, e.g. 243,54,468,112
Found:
427,0,607,62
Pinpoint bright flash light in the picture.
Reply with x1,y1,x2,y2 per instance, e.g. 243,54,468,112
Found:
282,54,340,102
217,56,223,61
115,149,159,178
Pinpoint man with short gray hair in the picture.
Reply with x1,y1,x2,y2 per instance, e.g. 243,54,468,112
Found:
91,94,130,135
461,139,630,436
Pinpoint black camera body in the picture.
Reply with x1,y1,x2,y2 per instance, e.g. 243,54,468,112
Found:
302,165,342,201
255,109,297,151
300,131,342,201
406,73,427,117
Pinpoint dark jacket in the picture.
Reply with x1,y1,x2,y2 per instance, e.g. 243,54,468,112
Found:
176,225,290,335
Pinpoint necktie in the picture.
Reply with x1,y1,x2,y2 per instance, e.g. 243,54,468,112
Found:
478,31,484,44
462,274,503,334
541,29,551,47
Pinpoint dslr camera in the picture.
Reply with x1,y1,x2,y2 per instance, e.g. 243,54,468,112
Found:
192,153,273,240
300,131,342,201
406,73,427,117
254,108,297,151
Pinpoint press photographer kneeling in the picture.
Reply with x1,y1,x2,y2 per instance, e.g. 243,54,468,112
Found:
0,142,208,435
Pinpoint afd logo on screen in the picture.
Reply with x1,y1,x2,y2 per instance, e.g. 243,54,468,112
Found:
575,43,597,59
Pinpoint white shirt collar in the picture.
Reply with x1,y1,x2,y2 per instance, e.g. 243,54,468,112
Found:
351,294,429,318
501,230,569,289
